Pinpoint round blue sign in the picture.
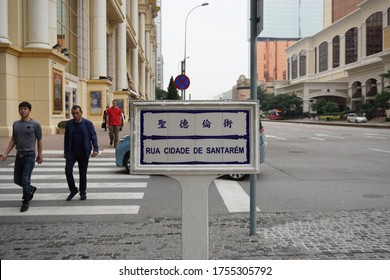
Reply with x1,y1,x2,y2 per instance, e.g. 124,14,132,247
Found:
174,74,190,90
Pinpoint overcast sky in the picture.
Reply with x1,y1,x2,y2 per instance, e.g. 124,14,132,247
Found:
161,0,249,100
160,0,323,100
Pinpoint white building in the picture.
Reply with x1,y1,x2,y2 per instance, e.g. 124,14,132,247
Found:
276,0,390,115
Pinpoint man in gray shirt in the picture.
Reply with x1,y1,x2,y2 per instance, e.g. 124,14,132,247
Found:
1,101,43,212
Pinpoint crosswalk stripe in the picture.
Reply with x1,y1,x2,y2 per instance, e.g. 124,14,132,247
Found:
0,192,144,201
0,182,147,189
214,179,260,213
1,167,126,172
0,174,150,180
0,205,140,216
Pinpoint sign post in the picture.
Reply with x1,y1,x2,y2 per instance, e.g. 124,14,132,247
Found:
130,101,259,259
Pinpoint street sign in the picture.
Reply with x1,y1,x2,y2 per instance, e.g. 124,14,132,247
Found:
174,74,190,90
130,101,260,175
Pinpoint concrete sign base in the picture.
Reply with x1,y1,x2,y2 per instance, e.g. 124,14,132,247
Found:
171,175,218,260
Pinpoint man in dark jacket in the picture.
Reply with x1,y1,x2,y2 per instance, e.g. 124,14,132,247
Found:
64,105,99,201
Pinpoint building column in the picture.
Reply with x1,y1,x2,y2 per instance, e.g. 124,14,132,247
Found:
25,0,50,49
139,11,146,96
340,34,346,66
145,29,151,98
131,0,139,93
0,0,10,43
91,0,106,78
117,0,127,90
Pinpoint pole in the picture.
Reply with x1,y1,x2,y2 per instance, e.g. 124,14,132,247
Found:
182,3,209,100
250,0,258,236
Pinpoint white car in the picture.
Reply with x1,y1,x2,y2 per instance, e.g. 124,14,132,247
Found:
347,113,367,123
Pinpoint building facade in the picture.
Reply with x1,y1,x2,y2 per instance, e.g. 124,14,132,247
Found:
324,0,365,28
276,0,390,114
0,0,159,136
257,38,299,82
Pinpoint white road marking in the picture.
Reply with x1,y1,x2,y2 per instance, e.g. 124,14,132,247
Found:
214,179,260,213
0,192,144,201
369,148,390,154
0,182,147,189
0,205,140,216
0,174,150,180
365,136,387,140
2,167,125,172
310,137,325,141
266,135,287,140
314,133,344,138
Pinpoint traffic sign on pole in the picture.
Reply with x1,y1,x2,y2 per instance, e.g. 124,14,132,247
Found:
174,74,190,90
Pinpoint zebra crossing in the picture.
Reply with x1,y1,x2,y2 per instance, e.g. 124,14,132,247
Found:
0,155,149,216
0,153,257,217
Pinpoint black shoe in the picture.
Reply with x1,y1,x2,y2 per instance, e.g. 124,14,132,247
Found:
66,191,78,201
29,186,37,201
80,194,87,201
20,203,29,212
110,140,113,146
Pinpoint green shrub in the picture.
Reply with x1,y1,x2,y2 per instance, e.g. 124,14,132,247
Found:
57,120,68,129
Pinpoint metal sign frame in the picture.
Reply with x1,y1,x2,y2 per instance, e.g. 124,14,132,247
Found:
130,100,260,175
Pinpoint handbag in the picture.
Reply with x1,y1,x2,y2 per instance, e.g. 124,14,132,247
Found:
101,122,106,129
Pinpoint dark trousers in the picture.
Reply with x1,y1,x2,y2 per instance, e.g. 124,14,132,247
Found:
14,152,35,203
65,153,89,195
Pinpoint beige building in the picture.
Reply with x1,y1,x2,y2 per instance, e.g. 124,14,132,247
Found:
0,0,159,136
276,0,390,114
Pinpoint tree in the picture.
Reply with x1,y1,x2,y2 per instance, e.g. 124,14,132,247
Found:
322,101,339,114
155,87,167,100
167,76,180,100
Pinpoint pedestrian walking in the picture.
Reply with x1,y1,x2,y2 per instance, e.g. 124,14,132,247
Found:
64,105,99,201
102,106,109,131
106,99,123,148
0,101,43,212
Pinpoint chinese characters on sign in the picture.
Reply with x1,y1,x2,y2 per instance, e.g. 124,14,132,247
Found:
140,110,250,165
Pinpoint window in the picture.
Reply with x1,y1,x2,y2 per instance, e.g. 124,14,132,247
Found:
287,58,290,80
57,0,78,75
319,42,328,72
345,27,358,64
388,8,390,26
366,12,383,56
314,47,317,74
332,36,340,68
291,54,298,79
299,50,307,77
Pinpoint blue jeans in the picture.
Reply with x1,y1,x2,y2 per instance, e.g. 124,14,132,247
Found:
14,152,36,203
65,153,89,195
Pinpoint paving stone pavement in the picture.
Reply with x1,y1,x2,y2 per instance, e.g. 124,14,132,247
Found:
1,209,389,260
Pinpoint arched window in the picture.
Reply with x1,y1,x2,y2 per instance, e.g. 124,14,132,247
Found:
345,27,358,64
332,36,340,68
366,12,383,56
388,8,390,26
319,42,328,72
299,50,307,77
314,47,317,74
352,81,362,98
366,79,378,97
291,54,298,79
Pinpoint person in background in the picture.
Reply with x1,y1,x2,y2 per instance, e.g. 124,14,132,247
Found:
64,105,99,201
0,101,43,212
260,119,265,164
102,106,109,131
106,99,123,148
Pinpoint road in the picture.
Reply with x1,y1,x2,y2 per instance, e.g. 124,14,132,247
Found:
0,122,389,224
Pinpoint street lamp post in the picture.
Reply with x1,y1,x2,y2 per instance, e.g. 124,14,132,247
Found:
181,2,209,100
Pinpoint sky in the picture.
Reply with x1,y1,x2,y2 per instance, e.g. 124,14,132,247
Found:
161,0,249,100
160,0,323,101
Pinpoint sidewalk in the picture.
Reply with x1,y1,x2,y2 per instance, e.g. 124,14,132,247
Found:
0,209,389,259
